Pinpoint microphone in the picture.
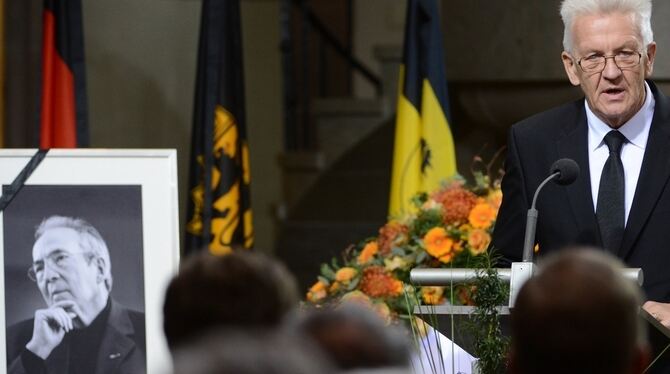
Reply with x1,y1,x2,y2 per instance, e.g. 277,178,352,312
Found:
521,158,580,262
550,158,580,185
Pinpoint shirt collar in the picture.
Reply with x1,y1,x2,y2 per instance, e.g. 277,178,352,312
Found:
586,81,654,151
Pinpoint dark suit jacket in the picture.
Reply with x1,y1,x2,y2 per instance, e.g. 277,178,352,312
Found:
6,300,146,374
492,80,670,302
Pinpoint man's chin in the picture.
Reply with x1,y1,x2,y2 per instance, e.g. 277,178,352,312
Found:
50,292,74,303
595,107,632,128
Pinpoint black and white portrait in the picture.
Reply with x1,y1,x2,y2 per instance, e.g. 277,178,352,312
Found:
3,185,146,373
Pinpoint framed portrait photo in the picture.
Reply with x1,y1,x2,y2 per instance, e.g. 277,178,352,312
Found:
0,149,179,374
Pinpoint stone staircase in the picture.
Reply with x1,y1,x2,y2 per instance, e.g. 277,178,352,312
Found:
274,44,403,292
276,97,394,291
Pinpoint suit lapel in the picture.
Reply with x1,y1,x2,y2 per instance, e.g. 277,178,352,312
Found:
95,302,137,374
619,82,670,259
556,103,600,241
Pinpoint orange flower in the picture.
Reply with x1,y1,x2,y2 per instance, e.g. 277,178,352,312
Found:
422,286,445,305
433,186,477,225
467,229,491,255
468,203,497,229
357,241,379,264
335,267,358,283
437,252,455,264
378,222,408,255
329,282,341,293
306,281,327,302
423,227,454,263
359,266,403,298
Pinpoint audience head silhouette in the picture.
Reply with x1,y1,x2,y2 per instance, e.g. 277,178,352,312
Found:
172,329,335,374
509,248,649,374
291,303,411,371
163,250,299,351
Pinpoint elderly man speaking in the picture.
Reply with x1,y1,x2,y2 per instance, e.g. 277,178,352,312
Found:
6,216,145,374
492,0,670,311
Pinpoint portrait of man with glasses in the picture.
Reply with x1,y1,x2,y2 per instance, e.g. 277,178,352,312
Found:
3,186,146,374
493,0,670,327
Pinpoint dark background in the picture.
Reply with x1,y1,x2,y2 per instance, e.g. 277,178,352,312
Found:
3,185,145,326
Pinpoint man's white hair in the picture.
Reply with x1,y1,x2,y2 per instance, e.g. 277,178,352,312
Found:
560,0,653,52
35,215,113,292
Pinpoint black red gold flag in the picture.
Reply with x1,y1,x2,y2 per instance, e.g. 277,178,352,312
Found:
39,0,89,148
185,0,253,256
389,0,457,216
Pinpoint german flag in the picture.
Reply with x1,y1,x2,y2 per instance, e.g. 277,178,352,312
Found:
185,0,253,256
39,0,89,148
389,0,456,216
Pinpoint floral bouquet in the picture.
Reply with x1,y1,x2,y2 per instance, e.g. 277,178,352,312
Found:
305,165,503,322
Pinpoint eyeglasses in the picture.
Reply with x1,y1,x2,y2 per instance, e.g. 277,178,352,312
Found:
27,251,93,282
576,51,642,73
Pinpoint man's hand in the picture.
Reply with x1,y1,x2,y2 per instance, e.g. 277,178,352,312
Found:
25,301,81,359
643,301,670,329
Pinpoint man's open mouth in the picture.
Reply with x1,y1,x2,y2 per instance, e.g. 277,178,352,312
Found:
603,88,625,96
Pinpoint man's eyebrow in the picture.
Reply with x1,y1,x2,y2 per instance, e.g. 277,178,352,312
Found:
33,249,67,261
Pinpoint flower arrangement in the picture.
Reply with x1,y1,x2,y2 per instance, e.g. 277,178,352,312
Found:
305,163,503,322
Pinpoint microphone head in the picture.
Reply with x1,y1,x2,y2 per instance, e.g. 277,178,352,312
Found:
550,158,580,185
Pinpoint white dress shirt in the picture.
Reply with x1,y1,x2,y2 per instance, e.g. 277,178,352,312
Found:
587,81,654,226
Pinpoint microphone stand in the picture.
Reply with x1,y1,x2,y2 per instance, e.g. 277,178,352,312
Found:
508,171,560,306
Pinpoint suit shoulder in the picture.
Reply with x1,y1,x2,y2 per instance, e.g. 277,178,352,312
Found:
126,309,145,329
113,303,145,329
512,99,583,135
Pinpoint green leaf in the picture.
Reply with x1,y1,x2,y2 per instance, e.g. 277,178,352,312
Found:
320,263,336,279
317,276,331,287
416,250,428,263
347,277,360,291
391,246,406,256
411,192,429,208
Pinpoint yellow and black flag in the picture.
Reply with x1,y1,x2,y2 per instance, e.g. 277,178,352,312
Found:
389,0,457,216
185,0,253,256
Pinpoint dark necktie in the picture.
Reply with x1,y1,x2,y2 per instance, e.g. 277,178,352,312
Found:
596,130,627,253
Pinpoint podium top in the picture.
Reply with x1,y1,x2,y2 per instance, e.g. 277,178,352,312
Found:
641,308,670,339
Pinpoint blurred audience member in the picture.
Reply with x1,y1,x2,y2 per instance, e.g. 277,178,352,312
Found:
172,329,335,374
163,250,299,351
509,248,649,374
291,303,412,372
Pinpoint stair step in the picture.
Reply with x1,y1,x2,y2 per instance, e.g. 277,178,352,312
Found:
313,97,384,117
313,97,387,166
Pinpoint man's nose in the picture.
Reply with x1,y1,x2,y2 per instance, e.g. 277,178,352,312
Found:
42,260,61,281
602,56,623,79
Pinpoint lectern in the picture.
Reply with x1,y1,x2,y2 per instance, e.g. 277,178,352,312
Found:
410,266,670,373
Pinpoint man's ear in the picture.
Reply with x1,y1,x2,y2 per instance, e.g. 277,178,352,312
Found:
562,51,581,86
94,256,106,283
645,42,657,77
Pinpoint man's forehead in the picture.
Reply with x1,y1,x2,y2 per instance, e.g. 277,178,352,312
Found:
572,21,644,57
32,227,80,258
572,12,641,42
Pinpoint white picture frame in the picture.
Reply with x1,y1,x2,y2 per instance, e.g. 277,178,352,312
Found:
0,149,180,373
